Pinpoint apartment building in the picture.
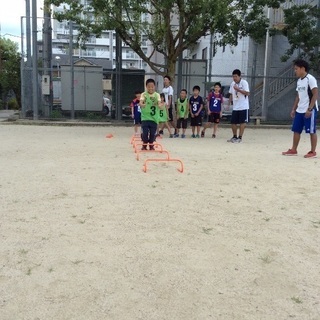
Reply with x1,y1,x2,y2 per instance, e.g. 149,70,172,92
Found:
51,2,148,70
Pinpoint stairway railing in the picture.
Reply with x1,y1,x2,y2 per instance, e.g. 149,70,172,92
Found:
251,65,296,116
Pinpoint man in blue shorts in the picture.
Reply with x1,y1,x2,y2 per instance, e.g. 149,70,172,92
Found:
227,69,250,143
282,59,318,158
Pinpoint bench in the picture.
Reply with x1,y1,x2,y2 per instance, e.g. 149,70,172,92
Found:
250,116,265,125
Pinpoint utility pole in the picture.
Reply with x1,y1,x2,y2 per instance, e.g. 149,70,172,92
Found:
20,17,26,117
261,7,272,120
69,21,75,120
177,53,183,94
26,0,32,115
115,32,122,121
208,33,214,85
32,0,39,120
176,16,183,94
42,0,53,117
250,41,258,111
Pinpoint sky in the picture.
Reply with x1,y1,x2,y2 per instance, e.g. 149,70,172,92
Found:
0,0,44,49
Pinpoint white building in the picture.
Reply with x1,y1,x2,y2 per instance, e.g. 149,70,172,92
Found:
186,0,319,120
52,3,148,70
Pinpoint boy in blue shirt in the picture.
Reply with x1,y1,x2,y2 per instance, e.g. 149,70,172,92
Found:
201,82,223,138
189,85,204,138
130,90,142,135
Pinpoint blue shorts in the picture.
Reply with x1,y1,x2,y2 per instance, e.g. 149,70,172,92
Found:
292,110,317,134
134,114,141,125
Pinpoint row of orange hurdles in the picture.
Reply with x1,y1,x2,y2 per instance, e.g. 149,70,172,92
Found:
130,134,184,173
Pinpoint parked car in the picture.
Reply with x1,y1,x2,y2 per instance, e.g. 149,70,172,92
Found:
122,105,132,117
110,104,133,119
103,96,111,115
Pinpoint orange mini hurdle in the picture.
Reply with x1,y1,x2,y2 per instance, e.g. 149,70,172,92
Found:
142,158,184,173
130,134,142,144
136,149,170,161
134,142,163,153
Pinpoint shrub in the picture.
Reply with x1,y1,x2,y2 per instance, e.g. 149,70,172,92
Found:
50,110,63,119
7,98,19,110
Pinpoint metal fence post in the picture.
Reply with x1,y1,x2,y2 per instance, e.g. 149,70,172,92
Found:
32,0,39,120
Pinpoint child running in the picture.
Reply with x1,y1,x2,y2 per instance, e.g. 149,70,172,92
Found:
189,85,204,138
176,89,189,138
139,79,162,150
201,82,223,138
130,90,142,135
157,93,174,138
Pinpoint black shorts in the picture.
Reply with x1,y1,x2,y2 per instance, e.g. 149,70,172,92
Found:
168,107,173,122
177,118,188,129
231,110,249,124
208,112,220,124
190,115,202,126
134,115,141,125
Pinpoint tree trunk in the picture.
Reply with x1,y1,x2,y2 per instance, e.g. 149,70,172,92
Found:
166,58,177,84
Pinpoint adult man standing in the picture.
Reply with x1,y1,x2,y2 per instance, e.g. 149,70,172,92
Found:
227,69,250,143
160,75,177,136
282,59,318,158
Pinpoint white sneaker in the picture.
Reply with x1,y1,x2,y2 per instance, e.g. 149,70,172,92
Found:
227,137,237,143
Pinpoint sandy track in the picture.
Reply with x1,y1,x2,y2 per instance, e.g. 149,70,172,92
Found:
0,125,319,320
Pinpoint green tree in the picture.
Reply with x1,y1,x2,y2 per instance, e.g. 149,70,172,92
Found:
51,0,284,81
0,38,21,108
279,3,320,73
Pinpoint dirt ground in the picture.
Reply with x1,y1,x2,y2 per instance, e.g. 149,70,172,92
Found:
0,124,319,320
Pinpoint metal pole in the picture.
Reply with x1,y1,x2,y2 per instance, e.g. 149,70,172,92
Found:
26,0,31,63
177,53,183,93
110,31,113,66
32,0,39,120
42,0,53,117
69,21,75,120
261,8,272,120
26,0,32,113
315,0,320,67
115,32,122,121
250,40,258,110
20,17,26,117
208,33,213,85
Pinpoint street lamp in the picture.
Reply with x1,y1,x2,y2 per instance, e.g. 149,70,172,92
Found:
55,56,61,78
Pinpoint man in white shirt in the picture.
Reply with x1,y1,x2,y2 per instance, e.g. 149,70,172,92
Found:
282,59,318,158
227,69,250,143
159,75,178,136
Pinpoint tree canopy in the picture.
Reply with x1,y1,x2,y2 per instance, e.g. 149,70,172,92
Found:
0,38,21,108
278,3,320,73
51,0,284,81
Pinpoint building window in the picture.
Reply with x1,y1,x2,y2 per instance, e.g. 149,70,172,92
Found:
202,47,207,60
126,50,135,59
192,54,197,60
141,35,148,46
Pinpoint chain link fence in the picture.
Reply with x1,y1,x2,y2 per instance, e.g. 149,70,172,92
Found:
20,63,320,124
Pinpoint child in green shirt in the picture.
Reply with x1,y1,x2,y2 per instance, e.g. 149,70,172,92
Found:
139,79,162,150
157,93,174,138
176,89,189,138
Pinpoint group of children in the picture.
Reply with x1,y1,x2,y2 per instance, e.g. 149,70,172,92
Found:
130,79,224,150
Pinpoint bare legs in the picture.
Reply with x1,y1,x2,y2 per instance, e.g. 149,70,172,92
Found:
232,123,246,138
